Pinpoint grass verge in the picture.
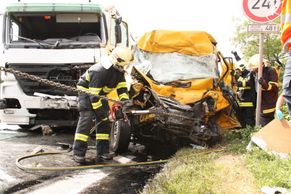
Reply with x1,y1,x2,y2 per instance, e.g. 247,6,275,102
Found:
246,147,291,188
142,126,291,194
143,148,223,194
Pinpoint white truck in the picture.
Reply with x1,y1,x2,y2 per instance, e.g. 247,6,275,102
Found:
0,1,130,128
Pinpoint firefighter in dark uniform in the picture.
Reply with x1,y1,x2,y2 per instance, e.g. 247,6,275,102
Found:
73,47,133,164
249,59,279,127
235,63,256,127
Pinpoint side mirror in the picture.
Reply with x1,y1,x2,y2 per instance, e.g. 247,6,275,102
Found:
115,18,122,44
115,17,122,25
115,24,122,44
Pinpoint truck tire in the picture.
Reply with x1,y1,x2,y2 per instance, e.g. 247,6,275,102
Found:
110,120,131,153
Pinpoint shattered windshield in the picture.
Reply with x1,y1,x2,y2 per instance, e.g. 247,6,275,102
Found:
135,51,219,83
7,12,103,48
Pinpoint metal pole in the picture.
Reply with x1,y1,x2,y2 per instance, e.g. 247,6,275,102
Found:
255,33,264,126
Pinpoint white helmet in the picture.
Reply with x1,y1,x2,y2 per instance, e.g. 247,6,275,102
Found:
235,60,247,71
109,47,134,70
237,63,246,72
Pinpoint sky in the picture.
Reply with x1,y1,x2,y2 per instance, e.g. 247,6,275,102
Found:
106,0,246,56
0,0,246,56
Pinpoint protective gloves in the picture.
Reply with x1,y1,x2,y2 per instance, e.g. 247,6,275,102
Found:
115,107,124,120
109,100,132,121
258,77,268,90
110,103,124,120
275,109,283,120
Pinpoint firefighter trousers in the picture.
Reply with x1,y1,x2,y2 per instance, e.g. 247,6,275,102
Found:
238,107,255,128
259,112,275,127
73,93,111,158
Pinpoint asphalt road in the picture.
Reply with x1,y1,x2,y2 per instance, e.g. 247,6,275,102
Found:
0,125,164,194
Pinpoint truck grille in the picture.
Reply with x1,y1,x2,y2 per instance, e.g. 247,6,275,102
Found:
8,64,82,96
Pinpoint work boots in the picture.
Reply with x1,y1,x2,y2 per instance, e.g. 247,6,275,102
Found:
96,140,113,163
73,155,86,164
101,153,113,160
96,153,113,163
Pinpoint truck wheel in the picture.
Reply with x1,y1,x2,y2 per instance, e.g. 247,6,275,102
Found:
110,120,131,153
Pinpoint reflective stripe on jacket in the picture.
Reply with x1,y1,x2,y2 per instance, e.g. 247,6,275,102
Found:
77,64,129,110
236,70,256,107
238,101,253,107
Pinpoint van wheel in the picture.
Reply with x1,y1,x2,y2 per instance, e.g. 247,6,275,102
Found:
110,120,131,153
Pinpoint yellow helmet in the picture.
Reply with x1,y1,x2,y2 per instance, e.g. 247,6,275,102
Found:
109,47,134,68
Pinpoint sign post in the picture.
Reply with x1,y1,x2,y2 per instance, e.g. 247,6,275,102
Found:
242,0,281,126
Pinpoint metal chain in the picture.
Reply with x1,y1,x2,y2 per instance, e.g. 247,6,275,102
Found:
0,67,121,104
0,67,197,121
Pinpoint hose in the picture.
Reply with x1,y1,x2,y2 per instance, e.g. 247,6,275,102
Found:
15,148,224,172
15,151,168,171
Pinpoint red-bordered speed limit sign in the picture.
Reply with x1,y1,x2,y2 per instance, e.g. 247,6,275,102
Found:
243,0,282,23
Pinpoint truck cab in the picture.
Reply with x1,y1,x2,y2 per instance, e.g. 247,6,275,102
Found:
0,2,130,128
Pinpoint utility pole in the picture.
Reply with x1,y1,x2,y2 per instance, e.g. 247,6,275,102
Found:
255,34,264,126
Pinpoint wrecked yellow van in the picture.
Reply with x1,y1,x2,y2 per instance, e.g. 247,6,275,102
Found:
110,30,240,153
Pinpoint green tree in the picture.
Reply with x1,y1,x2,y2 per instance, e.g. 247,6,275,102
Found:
231,18,285,68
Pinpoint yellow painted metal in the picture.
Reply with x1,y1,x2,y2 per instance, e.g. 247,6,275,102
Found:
137,30,217,56
109,30,240,130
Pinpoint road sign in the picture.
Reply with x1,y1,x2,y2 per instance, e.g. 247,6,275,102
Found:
243,0,282,23
247,23,280,33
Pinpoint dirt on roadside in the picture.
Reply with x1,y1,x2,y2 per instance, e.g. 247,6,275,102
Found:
214,154,261,194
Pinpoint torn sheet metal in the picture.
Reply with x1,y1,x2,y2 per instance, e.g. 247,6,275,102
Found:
248,119,291,157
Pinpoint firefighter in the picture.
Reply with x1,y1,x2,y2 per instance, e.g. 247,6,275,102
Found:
73,47,133,164
235,62,256,127
279,0,291,116
249,59,279,127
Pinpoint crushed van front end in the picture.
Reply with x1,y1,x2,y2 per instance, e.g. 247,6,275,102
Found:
110,30,240,152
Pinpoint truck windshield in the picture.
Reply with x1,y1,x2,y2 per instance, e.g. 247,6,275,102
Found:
135,52,219,83
7,12,103,48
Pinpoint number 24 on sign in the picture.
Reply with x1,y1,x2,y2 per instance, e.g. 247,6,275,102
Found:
251,0,277,9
